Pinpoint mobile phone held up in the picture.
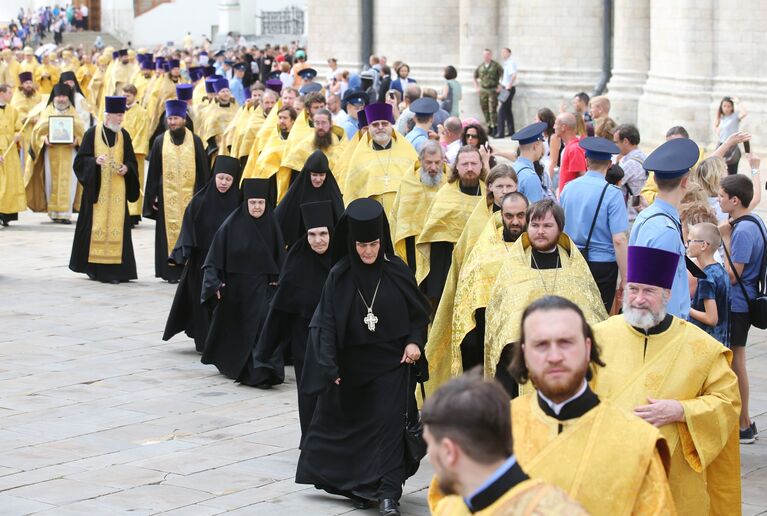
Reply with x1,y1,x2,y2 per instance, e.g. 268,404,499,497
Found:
744,141,751,154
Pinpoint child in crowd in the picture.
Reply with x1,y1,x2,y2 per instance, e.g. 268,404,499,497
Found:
687,222,730,346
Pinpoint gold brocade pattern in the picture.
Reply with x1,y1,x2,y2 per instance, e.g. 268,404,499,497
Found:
511,395,675,516
484,233,608,377
89,125,126,264
0,104,26,213
342,132,418,204
424,200,493,397
432,479,588,516
161,128,196,256
389,162,445,262
415,180,485,285
592,316,742,516
450,214,508,372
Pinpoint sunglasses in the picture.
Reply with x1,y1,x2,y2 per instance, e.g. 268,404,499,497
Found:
465,133,479,139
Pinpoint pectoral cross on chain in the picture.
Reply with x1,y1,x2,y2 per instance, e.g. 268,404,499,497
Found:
363,309,378,332
382,174,390,187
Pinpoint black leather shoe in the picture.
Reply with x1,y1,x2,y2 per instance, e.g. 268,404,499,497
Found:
379,498,400,516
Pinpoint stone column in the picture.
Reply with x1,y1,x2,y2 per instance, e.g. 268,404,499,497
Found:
218,0,241,36
607,0,650,125
458,0,499,121
637,0,714,147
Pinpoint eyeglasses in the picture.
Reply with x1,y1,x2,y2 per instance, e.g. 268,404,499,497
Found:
686,239,706,245
465,133,479,139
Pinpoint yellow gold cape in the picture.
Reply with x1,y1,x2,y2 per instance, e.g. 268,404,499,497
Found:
415,180,485,286
389,161,446,263
122,103,150,217
0,104,26,214
484,232,608,377
592,316,741,516
432,478,587,516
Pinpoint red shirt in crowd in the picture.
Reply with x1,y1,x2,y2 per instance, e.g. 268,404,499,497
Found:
558,136,587,196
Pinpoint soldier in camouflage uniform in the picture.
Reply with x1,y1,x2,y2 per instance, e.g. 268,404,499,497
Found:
473,49,504,134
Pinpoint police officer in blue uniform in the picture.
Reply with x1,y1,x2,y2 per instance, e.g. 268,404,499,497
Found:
405,98,439,152
511,121,547,203
560,136,629,313
629,137,701,319
298,68,320,95
339,90,369,140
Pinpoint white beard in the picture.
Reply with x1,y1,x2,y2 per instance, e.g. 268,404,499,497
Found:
420,170,443,187
372,132,391,147
622,300,667,330
105,121,121,133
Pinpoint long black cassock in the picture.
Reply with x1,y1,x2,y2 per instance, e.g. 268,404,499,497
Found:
274,150,344,249
69,125,140,282
162,159,241,352
143,128,209,282
247,200,335,435
296,200,430,504
200,187,285,381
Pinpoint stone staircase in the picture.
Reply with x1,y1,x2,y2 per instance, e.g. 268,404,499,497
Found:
60,30,123,50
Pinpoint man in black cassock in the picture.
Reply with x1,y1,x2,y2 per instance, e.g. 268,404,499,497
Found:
247,200,335,434
296,198,430,516
143,99,209,283
274,150,344,249
69,96,139,284
162,155,241,352
201,178,286,382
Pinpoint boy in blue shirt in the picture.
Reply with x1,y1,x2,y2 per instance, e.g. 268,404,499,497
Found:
719,173,765,444
687,222,730,346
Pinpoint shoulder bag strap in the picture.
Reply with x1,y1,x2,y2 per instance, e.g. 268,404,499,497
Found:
582,183,610,257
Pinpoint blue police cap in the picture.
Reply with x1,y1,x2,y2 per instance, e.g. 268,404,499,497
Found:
267,70,281,81
579,136,620,161
300,82,323,94
342,89,369,107
511,121,547,145
233,62,247,71
410,97,440,116
298,67,317,80
643,138,700,179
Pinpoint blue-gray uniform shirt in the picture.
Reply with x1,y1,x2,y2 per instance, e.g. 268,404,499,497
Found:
514,157,543,203
405,126,429,152
629,198,690,319
560,171,628,262
340,118,359,140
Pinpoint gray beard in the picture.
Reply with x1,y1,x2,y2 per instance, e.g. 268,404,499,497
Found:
54,100,70,111
105,121,121,133
372,133,391,147
622,299,667,330
420,169,442,187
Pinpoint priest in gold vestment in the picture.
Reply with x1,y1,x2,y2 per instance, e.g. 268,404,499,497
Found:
429,295,676,516
24,83,85,223
423,373,587,516
143,100,209,282
415,146,486,303
426,192,528,397
121,84,151,225
342,103,417,214
9,72,40,175
389,141,447,269
593,245,741,516
484,200,608,379
0,84,26,226
243,104,296,204
197,77,238,166
69,96,139,283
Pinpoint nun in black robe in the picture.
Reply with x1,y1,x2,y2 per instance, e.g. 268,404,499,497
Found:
296,198,430,514
143,99,209,283
69,96,140,283
245,201,335,434
162,155,241,352
200,178,286,381
274,150,344,249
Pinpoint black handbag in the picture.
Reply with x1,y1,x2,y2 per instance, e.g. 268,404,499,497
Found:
581,183,610,262
724,215,767,329
404,366,427,467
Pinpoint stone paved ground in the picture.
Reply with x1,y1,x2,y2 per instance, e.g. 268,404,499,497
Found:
0,212,765,515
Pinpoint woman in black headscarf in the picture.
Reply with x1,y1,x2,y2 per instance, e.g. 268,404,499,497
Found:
274,150,344,248
245,201,335,431
162,155,242,352
200,178,285,381
296,199,431,516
